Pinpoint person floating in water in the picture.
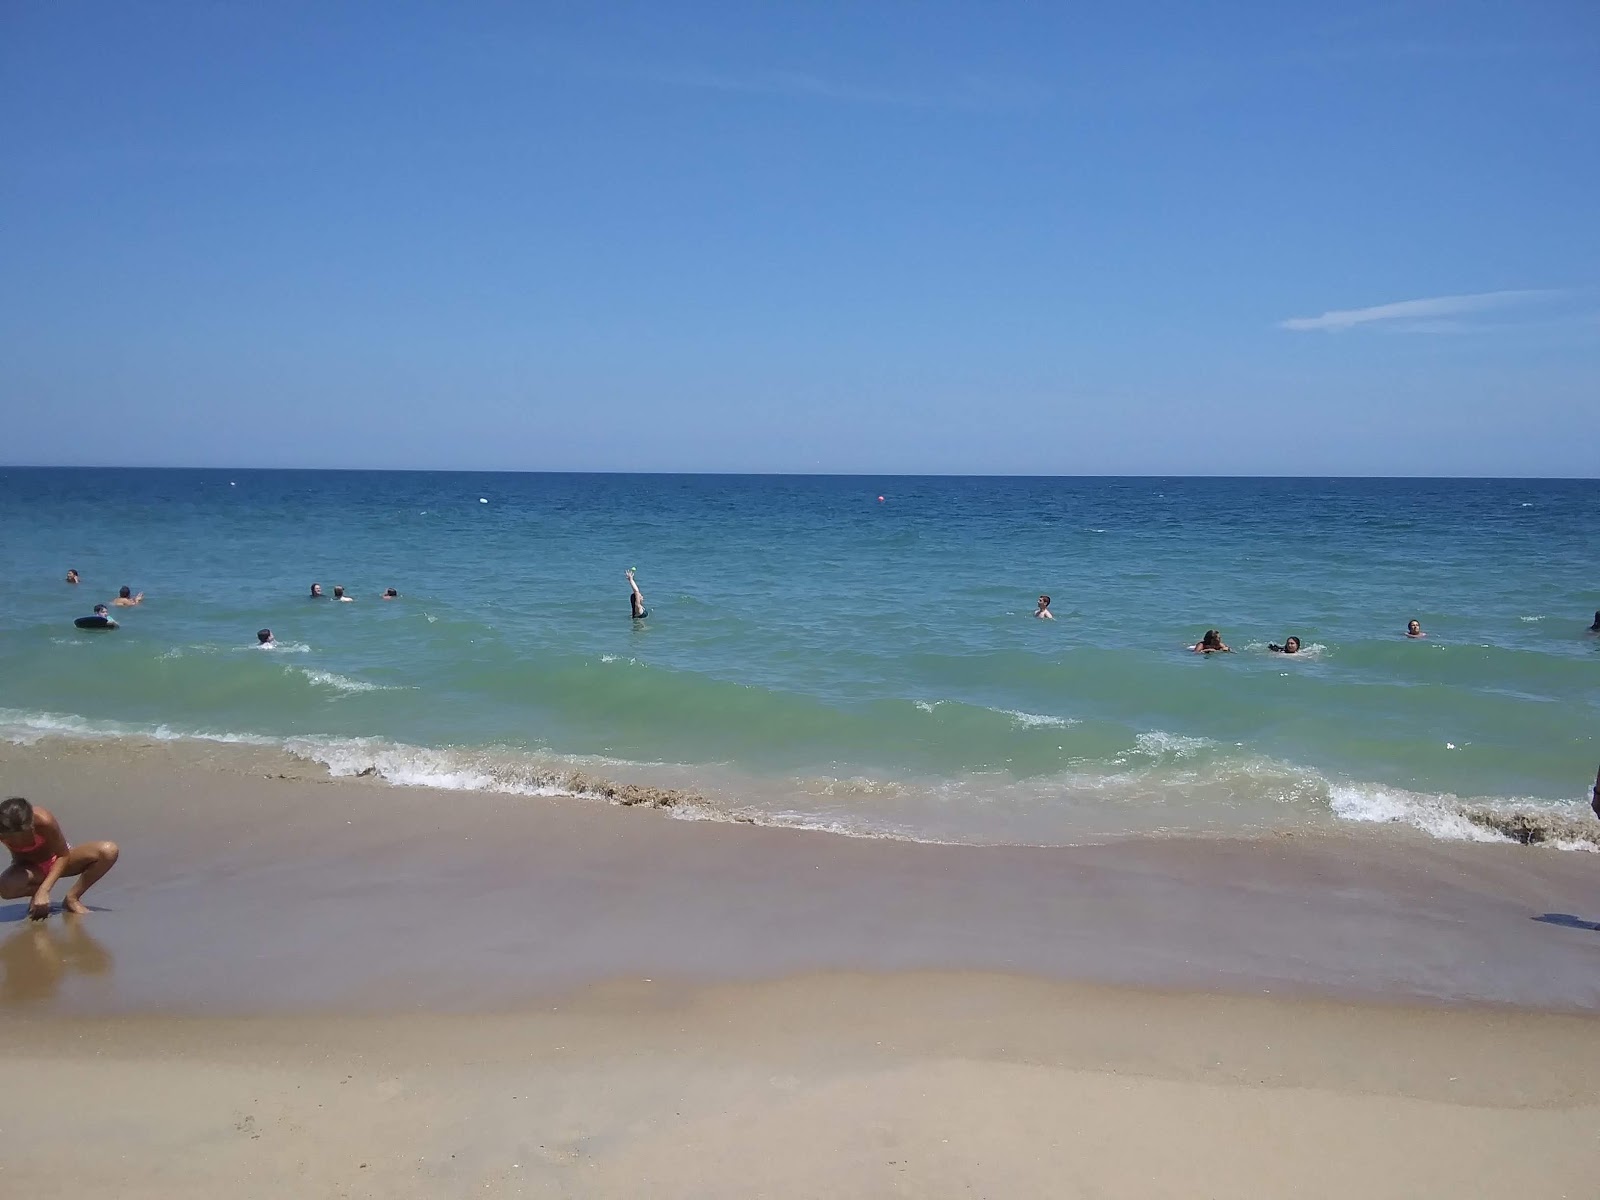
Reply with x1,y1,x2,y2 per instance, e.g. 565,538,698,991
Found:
333,586,354,602
627,569,648,620
1588,611,1600,634
0,797,120,920
1406,620,1426,639
256,628,275,648
309,583,325,599
65,569,79,585
382,588,399,600
1034,595,1055,620
76,603,116,629
1192,629,1231,654
1268,636,1302,654
112,585,143,607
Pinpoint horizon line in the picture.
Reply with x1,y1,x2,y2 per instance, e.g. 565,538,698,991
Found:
2,464,1596,482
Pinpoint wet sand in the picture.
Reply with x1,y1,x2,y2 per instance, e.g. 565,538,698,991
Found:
3,738,1600,1196
2,738,1599,1013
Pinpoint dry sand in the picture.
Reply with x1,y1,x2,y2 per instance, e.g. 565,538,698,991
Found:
6,973,1600,1198
2,738,1599,1196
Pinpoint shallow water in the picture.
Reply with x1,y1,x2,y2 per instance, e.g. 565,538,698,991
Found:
1,469,1596,845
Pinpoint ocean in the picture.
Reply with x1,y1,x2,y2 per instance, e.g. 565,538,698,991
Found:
1,469,1596,847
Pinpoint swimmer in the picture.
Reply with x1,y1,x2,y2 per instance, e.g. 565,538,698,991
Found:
1192,629,1231,654
627,569,648,620
382,588,399,600
65,569,79,585
333,586,354,602
256,628,274,647
1588,611,1600,633
309,583,325,599
1406,620,1425,639
112,586,143,607
1034,595,1054,620
1268,636,1302,654
0,797,119,920
1592,764,1600,822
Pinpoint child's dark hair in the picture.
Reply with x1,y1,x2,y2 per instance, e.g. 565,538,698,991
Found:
0,796,35,834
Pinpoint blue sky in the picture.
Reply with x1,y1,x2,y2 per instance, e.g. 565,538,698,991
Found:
2,2,1596,474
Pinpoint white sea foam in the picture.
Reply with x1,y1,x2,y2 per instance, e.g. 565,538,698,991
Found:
798,775,908,797
1329,782,1504,842
914,700,941,714
1518,616,1544,623
291,737,541,792
998,709,1080,729
0,708,275,748
291,668,397,694
1134,730,1214,758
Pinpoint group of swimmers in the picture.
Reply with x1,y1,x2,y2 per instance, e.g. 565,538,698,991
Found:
13,569,1600,924
252,583,403,646
66,568,649,645
65,571,144,627
306,582,400,602
1187,614,1600,655
1033,593,1455,656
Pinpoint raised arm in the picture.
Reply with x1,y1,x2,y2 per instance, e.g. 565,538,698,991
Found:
627,570,643,601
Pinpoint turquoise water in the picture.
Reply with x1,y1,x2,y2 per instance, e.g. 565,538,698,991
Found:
2,469,1596,844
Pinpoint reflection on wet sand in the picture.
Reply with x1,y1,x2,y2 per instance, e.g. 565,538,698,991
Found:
0,917,113,1007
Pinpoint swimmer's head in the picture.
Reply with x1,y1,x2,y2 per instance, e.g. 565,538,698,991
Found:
66,569,79,583
1037,595,1051,609
310,583,322,597
257,628,273,644
333,586,345,599
1407,620,1422,636
0,796,35,835
119,585,131,599
1285,636,1301,653
1201,629,1223,649
93,603,109,616
383,588,398,598
1591,610,1600,629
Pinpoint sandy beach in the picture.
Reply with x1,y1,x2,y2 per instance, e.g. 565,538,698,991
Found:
3,738,1599,1196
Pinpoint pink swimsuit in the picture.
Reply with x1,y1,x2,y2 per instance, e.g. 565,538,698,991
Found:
7,832,58,880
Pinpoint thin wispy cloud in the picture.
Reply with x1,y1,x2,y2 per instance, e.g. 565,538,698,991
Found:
1280,289,1564,333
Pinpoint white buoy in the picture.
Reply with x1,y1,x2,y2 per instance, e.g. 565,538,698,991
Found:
479,498,488,504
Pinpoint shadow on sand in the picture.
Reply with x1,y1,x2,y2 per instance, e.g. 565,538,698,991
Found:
1532,913,1600,932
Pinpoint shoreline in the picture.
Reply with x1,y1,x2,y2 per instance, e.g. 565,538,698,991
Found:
3,738,1599,1015
6,710,1599,851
